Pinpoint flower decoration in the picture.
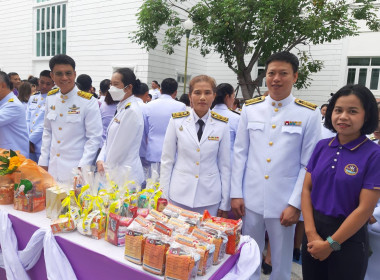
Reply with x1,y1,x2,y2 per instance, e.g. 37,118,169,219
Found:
0,150,21,175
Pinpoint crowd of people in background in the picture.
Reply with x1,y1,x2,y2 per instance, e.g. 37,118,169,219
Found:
1,51,380,280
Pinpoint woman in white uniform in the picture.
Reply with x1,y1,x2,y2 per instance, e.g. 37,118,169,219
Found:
160,75,231,217
365,102,380,280
211,83,240,155
96,68,144,184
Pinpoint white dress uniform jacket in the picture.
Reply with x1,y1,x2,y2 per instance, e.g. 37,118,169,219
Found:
0,91,29,157
143,94,186,163
97,95,144,185
39,86,102,182
160,109,231,211
231,94,321,217
365,200,380,280
26,92,48,159
212,103,240,154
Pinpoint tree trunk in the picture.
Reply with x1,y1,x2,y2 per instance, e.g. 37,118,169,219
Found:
237,69,258,100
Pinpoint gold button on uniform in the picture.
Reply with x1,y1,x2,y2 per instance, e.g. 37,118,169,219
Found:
38,105,41,108
56,153,60,157
272,124,276,129
274,108,279,112
35,114,38,116
196,148,200,152
196,162,199,165
272,102,275,106
62,100,65,103
59,127,62,130
267,158,271,163
195,175,199,178
30,129,33,132
57,140,61,144
265,175,269,179
269,141,273,146
60,114,63,117
33,121,35,124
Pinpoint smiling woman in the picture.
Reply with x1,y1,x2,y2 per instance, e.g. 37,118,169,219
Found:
301,84,380,280
160,75,231,218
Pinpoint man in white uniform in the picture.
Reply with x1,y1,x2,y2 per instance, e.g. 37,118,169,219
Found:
26,70,55,162
39,54,102,182
231,51,321,280
149,80,161,100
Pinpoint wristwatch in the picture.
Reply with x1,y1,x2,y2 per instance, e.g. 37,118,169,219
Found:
327,236,341,251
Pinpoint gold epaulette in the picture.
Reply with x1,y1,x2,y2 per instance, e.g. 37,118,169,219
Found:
48,88,59,96
229,108,240,115
245,96,265,106
8,98,14,102
77,91,93,100
211,111,228,123
295,99,317,110
172,111,190,119
125,102,131,109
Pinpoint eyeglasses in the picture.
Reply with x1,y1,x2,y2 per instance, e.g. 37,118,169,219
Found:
54,71,74,77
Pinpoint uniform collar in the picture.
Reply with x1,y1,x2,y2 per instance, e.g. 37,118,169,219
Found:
159,94,172,100
0,91,14,105
328,134,368,151
118,94,135,110
60,85,78,100
213,103,228,110
135,97,144,104
192,108,209,124
266,93,294,108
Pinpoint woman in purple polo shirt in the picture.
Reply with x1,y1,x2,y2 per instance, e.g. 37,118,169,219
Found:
301,84,380,280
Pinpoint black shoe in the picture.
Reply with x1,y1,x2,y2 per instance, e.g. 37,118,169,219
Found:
262,261,272,275
293,248,301,261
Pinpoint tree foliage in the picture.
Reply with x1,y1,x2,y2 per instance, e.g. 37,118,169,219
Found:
132,0,379,99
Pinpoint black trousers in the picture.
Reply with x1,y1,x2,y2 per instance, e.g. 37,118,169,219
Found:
302,210,369,280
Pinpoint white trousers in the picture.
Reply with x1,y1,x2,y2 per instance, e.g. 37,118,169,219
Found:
243,209,295,280
365,228,380,280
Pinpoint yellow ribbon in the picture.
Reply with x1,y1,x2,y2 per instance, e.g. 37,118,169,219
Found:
59,190,81,227
77,184,90,210
82,194,105,230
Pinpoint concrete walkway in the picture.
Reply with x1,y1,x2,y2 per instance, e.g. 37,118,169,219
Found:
260,262,303,280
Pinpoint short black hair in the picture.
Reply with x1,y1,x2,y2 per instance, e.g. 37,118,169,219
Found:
28,76,39,87
179,93,190,106
76,74,92,92
7,72,19,78
161,78,178,95
100,79,110,94
0,71,11,89
324,84,379,135
152,80,160,87
265,51,299,73
212,83,234,108
134,82,149,97
49,54,76,71
40,70,51,78
321,103,328,109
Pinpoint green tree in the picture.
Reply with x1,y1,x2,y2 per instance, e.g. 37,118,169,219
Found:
132,0,379,99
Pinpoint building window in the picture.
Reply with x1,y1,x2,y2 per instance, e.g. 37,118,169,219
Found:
177,73,192,84
257,59,266,88
35,1,67,57
346,57,380,90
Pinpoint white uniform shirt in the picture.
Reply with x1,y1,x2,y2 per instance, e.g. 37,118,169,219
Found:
143,94,186,162
97,95,144,184
231,94,321,218
212,103,240,154
149,88,161,100
160,109,231,211
26,92,48,156
39,86,103,182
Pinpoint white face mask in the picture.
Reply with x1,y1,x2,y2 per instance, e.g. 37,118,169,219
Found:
109,85,126,101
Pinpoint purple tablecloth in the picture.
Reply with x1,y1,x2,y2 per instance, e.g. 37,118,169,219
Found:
0,214,240,280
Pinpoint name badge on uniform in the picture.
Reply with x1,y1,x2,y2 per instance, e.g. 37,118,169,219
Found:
32,97,38,104
68,104,80,114
284,121,302,126
208,136,219,141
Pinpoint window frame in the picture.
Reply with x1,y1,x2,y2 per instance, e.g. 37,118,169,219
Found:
33,0,67,60
346,57,380,91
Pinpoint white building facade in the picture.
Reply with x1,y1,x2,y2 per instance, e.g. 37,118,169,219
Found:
0,0,379,105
